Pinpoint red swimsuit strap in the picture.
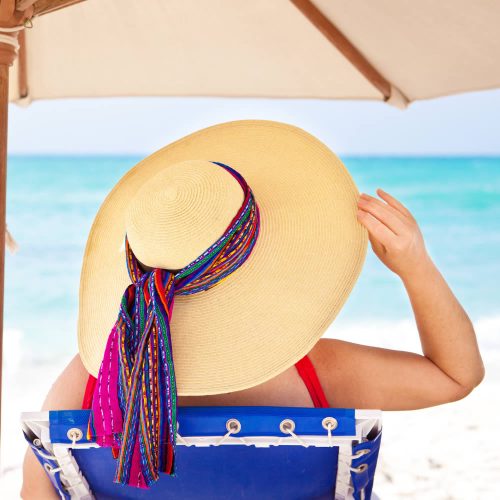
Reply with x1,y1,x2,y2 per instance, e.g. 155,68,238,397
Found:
294,354,330,408
83,354,329,410
82,374,97,410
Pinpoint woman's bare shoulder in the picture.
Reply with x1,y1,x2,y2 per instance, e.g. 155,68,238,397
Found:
308,338,356,372
42,353,89,410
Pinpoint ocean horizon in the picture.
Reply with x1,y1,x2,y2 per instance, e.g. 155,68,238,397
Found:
5,155,500,361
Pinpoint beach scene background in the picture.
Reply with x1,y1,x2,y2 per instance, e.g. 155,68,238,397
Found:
1,93,499,498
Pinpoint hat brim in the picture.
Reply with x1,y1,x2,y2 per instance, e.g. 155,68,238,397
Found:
78,120,367,395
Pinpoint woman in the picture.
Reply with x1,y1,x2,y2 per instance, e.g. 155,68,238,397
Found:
21,121,484,498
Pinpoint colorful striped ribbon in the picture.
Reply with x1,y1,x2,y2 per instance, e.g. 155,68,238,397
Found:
87,162,260,488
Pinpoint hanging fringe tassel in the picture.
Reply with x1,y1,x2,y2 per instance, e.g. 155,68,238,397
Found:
88,161,261,489
5,224,19,254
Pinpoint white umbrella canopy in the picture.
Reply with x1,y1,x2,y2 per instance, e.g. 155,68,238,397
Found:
8,0,500,108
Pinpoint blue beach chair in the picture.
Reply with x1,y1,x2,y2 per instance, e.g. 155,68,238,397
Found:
22,406,382,499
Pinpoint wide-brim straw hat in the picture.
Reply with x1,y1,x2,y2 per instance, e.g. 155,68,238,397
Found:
78,119,367,395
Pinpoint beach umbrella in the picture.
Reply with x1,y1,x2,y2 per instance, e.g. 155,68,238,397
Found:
1,0,500,438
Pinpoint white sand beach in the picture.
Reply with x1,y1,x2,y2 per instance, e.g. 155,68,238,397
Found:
1,317,499,499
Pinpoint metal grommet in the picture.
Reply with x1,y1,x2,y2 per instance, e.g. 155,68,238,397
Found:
352,448,370,459
226,418,241,434
33,438,42,448
43,463,53,474
351,463,369,473
279,419,296,434
321,417,338,431
67,428,83,443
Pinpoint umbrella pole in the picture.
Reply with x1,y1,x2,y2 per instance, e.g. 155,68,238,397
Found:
0,40,17,452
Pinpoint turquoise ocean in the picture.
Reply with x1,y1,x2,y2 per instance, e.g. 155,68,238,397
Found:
5,156,500,362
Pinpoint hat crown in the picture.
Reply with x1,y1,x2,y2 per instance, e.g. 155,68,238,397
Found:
126,160,244,270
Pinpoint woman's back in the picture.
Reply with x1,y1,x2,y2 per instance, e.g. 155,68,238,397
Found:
81,345,329,409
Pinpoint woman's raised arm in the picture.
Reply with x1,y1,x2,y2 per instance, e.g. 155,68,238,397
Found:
357,188,484,392
310,189,484,411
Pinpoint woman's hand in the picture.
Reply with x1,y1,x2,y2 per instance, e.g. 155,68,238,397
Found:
357,188,431,280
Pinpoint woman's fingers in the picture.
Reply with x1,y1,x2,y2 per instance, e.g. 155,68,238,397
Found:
376,188,414,220
368,229,387,257
358,193,408,236
357,208,396,248
357,189,428,278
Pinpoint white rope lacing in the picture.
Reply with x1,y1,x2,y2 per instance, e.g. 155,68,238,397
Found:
350,448,370,460
350,463,368,473
348,448,370,474
0,25,23,50
0,18,33,51
48,445,89,496
319,416,338,447
215,419,249,446
46,464,86,494
216,427,239,446
173,416,373,451
277,427,309,447
277,419,309,447
67,428,83,447
34,449,58,461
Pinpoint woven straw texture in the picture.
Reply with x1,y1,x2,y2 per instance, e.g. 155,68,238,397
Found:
78,120,368,395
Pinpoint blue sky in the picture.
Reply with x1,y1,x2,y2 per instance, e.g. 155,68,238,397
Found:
7,89,500,155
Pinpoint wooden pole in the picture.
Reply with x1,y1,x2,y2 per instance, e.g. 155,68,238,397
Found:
0,0,80,455
17,29,27,98
291,0,393,101
0,0,25,453
0,50,16,458
0,60,8,454
17,0,84,17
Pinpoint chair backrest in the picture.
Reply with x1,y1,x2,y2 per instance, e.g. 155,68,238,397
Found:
22,406,382,500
